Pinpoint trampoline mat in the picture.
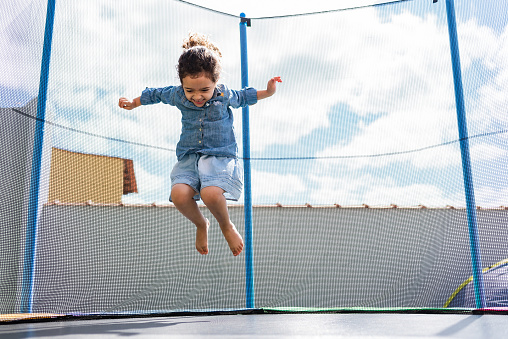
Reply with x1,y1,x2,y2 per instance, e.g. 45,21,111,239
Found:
2,312,508,338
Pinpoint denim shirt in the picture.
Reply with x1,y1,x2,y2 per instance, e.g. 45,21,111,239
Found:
140,84,258,160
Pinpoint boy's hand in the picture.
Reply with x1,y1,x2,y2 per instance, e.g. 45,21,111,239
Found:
267,76,282,96
257,76,282,100
119,97,138,110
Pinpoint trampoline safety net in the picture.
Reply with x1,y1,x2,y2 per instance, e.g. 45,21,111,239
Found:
1,0,508,315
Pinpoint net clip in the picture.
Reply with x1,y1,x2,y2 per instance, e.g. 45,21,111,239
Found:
241,17,251,27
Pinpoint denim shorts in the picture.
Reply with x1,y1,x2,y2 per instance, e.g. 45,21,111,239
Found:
170,153,243,201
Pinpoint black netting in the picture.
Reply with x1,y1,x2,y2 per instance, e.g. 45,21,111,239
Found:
1,0,508,315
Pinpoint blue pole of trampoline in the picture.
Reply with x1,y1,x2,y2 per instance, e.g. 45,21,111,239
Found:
444,0,485,308
239,12,255,309
20,0,56,313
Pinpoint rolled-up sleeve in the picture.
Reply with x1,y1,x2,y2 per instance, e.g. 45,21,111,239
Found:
227,87,258,109
140,86,177,106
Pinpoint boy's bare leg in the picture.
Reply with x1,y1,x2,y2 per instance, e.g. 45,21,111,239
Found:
200,186,244,256
171,184,209,255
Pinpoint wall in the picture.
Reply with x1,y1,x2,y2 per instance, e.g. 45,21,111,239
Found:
48,148,125,204
0,98,53,313
24,204,508,313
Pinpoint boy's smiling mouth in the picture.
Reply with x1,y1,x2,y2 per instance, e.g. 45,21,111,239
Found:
193,99,205,106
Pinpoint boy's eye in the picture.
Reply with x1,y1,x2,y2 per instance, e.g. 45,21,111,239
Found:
185,89,210,93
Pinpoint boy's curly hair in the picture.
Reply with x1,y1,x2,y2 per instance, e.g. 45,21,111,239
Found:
178,33,222,83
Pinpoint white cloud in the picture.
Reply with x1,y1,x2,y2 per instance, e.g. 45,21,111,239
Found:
250,170,307,204
470,142,507,163
476,186,508,208
458,18,500,70
476,24,508,126
308,173,460,207
313,13,507,172
245,9,465,155
363,183,457,207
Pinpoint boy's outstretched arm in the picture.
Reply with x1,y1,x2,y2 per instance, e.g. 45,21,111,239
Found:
257,76,282,100
119,96,141,110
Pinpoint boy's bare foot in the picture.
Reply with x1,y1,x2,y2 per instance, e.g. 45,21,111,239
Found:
221,222,244,256
195,219,209,255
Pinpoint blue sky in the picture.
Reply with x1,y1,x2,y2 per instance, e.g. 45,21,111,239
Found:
1,0,507,207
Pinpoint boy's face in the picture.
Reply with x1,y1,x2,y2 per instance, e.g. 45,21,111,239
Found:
182,74,216,107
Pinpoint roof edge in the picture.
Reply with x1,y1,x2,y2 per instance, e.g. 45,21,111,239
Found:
44,201,508,210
